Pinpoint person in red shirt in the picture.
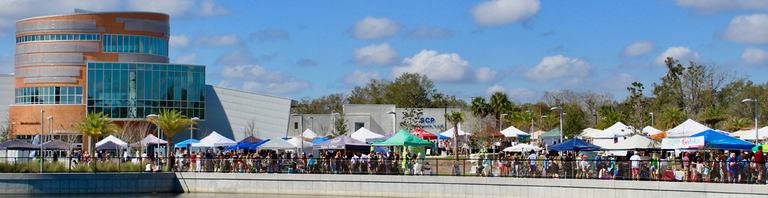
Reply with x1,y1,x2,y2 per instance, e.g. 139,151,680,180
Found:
756,146,764,183
189,152,197,172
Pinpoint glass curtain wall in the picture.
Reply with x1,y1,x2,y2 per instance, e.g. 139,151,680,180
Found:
86,62,205,119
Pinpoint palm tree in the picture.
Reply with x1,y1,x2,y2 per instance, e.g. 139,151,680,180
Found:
658,107,686,130
470,97,488,117
147,109,197,171
444,111,465,160
698,106,727,129
595,109,626,129
75,111,118,156
723,117,750,132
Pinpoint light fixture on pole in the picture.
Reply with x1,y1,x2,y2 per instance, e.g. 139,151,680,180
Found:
387,111,396,134
649,112,654,128
550,107,564,143
525,110,534,133
743,99,759,144
500,114,508,133
190,117,199,152
291,113,304,154
331,111,340,136
40,110,44,173
308,117,314,132
146,114,160,158
47,116,53,143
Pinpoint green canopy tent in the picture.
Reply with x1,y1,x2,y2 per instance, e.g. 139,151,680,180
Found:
539,127,561,140
371,129,433,147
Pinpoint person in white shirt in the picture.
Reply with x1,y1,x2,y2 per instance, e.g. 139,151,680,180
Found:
145,163,152,172
630,151,642,181
351,153,360,173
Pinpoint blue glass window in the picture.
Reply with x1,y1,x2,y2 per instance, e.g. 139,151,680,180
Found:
101,34,168,57
14,86,83,105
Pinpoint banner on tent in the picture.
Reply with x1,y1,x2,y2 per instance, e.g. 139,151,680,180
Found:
661,137,705,149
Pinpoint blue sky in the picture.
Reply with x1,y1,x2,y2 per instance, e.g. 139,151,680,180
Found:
2,0,768,103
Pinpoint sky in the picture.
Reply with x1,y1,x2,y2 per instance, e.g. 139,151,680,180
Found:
1,0,768,103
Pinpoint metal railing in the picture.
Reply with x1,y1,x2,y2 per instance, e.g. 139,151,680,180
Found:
2,155,766,185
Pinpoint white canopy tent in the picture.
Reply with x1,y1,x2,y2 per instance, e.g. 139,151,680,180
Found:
580,128,602,138
601,135,656,150
739,126,768,140
440,127,474,138
301,129,320,139
590,122,634,139
642,126,662,136
666,119,711,137
258,139,296,150
286,137,314,151
350,127,386,143
95,135,128,148
191,131,237,147
130,134,167,147
502,144,541,152
730,129,754,138
500,126,528,137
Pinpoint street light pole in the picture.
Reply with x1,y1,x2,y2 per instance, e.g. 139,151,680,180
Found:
387,111,396,134
525,110,534,133
190,117,199,152
649,112,654,128
309,117,314,132
291,114,304,154
147,114,159,159
40,110,44,173
47,116,53,143
500,114,507,132
550,107,564,143
743,99,759,144
331,111,340,136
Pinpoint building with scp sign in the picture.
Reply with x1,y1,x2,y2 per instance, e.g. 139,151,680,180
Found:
7,9,296,151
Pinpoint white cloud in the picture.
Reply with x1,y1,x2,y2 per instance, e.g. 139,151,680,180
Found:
250,28,290,41
194,33,244,47
340,70,382,86
717,14,768,45
348,16,403,39
620,40,655,57
468,0,540,26
389,50,498,83
653,46,701,65
174,53,197,64
197,0,231,16
126,0,195,18
484,85,507,96
742,47,768,65
216,64,311,94
673,0,768,15
0,0,120,37
215,49,258,66
523,55,591,82
352,42,401,66
169,34,190,48
405,25,454,39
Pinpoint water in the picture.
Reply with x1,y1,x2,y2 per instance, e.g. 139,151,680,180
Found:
0,194,358,198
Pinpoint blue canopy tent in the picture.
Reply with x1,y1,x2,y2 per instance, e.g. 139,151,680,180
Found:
248,139,271,150
549,139,601,151
310,137,330,144
281,137,290,140
225,142,256,150
436,133,450,140
174,139,200,148
689,130,755,150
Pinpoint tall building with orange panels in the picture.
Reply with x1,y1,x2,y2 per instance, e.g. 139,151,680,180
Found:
10,10,205,151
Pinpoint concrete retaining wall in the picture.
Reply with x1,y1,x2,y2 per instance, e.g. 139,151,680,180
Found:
176,173,768,198
0,173,176,194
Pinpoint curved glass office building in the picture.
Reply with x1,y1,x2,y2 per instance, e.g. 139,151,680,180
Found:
10,10,205,149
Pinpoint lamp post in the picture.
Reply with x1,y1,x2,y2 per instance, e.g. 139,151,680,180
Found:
649,112,654,128
146,114,160,158
525,110,534,133
500,114,508,132
550,107,564,143
190,117,199,151
387,111,396,134
291,114,304,153
308,117,314,132
40,110,44,173
47,116,53,143
743,99,759,144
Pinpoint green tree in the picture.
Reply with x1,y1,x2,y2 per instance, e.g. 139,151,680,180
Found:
444,111,465,160
699,106,727,129
657,107,686,130
595,108,626,130
146,109,197,171
75,111,118,156
723,117,751,132
562,103,586,139
399,108,424,131
470,97,489,117
332,113,349,137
